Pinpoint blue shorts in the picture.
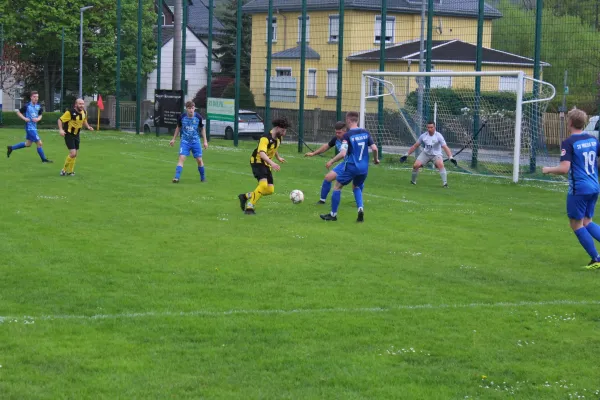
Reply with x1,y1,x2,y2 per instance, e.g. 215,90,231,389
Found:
26,130,40,142
179,141,202,158
332,162,346,175
336,163,367,187
566,193,599,220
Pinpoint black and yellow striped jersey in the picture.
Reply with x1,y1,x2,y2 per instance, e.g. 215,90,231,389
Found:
250,132,281,167
59,108,88,135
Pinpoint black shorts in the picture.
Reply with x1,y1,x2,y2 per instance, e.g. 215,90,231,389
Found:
251,163,273,184
64,133,80,150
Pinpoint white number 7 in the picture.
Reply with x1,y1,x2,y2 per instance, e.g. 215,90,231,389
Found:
358,142,365,161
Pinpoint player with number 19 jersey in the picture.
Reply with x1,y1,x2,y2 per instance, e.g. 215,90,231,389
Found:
561,133,600,196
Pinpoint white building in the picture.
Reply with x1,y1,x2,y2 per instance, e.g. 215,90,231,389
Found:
146,26,221,101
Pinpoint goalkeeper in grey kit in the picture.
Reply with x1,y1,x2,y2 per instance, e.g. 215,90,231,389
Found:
400,121,455,188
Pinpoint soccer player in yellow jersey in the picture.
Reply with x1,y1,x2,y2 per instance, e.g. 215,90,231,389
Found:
57,98,94,176
238,117,290,215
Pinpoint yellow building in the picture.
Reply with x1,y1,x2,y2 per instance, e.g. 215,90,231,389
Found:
242,0,546,112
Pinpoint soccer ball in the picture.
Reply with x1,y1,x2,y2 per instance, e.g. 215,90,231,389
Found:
290,189,304,204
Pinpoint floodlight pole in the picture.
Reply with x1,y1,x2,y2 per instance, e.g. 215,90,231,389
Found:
79,5,94,99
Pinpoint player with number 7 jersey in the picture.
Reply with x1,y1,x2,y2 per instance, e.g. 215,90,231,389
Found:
320,111,380,222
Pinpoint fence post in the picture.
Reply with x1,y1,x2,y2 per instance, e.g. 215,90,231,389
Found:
530,0,543,173
234,0,243,146
377,0,387,157
181,0,187,100
206,0,214,141
0,24,3,125
135,0,143,134
116,0,122,130
264,0,274,136
336,0,345,123
424,0,433,120
156,0,162,136
298,0,307,152
471,0,485,168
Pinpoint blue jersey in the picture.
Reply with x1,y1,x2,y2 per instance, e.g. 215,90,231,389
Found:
177,112,204,143
327,136,343,152
20,102,43,131
561,133,600,195
341,128,374,174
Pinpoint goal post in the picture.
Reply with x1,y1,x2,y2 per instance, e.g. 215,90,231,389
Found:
360,70,556,183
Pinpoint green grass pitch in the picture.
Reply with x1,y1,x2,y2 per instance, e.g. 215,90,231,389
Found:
0,128,599,399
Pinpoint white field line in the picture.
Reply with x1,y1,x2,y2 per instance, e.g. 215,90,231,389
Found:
1,300,598,323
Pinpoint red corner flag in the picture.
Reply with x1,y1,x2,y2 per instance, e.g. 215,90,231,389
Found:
97,95,105,111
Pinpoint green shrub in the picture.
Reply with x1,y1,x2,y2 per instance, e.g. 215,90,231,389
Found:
1,111,63,129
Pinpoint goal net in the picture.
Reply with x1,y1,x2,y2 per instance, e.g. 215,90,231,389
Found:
360,71,556,182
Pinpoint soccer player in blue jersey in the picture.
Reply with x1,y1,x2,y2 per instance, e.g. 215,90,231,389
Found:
6,91,52,163
304,121,350,204
320,111,379,222
169,101,208,183
543,108,600,270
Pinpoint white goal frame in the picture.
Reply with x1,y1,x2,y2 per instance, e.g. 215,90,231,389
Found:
360,71,556,183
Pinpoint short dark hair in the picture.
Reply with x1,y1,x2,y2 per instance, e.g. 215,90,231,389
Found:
272,116,290,129
334,121,346,130
427,121,436,126
346,111,359,124
30,91,38,96
185,101,195,108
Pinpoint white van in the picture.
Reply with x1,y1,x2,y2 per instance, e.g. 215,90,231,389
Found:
585,115,600,139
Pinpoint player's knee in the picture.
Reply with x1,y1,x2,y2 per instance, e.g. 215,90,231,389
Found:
264,185,275,195
25,142,32,147
37,141,43,147
197,158,204,166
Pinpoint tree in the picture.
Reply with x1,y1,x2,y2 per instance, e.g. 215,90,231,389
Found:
221,81,256,109
193,76,234,108
492,0,600,111
0,0,156,110
0,44,37,98
214,0,251,85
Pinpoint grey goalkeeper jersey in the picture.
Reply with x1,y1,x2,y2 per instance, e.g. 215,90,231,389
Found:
418,131,447,156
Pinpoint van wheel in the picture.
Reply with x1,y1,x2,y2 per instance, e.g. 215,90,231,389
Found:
225,127,233,140
143,125,151,134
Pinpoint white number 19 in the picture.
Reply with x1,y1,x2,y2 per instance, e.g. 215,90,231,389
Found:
583,150,597,175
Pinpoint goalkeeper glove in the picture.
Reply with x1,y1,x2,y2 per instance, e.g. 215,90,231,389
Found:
449,157,457,166
399,154,408,163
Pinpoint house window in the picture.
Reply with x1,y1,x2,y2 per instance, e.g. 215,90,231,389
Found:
276,68,292,77
297,16,310,43
185,49,196,65
13,87,24,111
374,16,395,44
499,76,520,93
327,70,337,97
307,69,317,96
368,73,380,97
266,16,277,42
329,15,339,42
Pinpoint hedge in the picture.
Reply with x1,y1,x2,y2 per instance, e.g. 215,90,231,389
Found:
406,88,518,117
0,111,64,129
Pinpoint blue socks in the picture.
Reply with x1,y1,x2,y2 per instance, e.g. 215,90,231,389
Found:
37,147,47,161
320,180,332,201
353,186,364,210
198,166,205,181
574,227,600,261
11,142,26,150
175,166,183,180
586,222,600,241
331,190,341,215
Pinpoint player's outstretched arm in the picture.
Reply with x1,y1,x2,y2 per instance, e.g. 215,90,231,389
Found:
16,110,29,123
543,161,570,175
370,144,380,164
169,127,180,147
400,141,420,162
275,151,285,163
201,127,208,149
305,143,330,157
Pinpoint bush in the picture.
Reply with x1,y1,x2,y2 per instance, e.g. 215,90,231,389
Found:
193,77,235,108
0,111,63,128
221,82,256,109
